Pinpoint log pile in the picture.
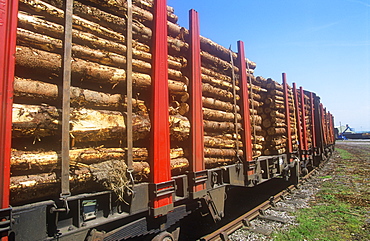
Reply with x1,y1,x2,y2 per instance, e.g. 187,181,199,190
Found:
257,78,288,156
248,77,266,157
12,0,192,204
200,47,244,166
303,91,313,149
11,0,261,204
287,85,299,151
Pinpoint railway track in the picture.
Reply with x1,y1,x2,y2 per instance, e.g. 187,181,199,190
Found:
200,161,327,241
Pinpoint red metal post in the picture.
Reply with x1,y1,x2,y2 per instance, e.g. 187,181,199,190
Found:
0,0,18,239
237,41,253,175
320,104,327,145
189,9,205,194
328,112,334,144
293,83,303,152
299,87,308,152
150,0,172,213
282,73,292,159
310,92,316,149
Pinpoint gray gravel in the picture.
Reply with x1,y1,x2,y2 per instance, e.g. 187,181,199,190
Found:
229,159,335,241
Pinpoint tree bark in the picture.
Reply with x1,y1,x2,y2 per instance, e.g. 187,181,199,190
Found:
203,148,243,158
202,83,239,102
16,28,187,82
15,46,187,93
204,136,242,148
204,120,241,133
13,77,148,111
203,107,241,122
11,147,184,175
202,97,240,112
12,104,190,142
12,104,151,142
267,127,286,136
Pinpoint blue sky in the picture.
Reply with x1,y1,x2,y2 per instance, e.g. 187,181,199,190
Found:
168,0,370,131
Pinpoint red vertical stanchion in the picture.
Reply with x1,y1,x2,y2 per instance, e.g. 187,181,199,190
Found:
310,93,316,149
320,104,327,145
189,9,206,196
300,87,308,152
293,83,303,153
282,73,292,159
328,112,334,144
0,0,18,240
150,0,173,215
236,41,253,176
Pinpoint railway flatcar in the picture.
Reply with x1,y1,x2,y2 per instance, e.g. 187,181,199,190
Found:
0,0,335,240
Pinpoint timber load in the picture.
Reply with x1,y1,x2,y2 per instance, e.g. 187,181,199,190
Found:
11,0,261,204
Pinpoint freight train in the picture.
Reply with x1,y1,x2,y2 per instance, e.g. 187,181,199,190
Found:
0,0,335,240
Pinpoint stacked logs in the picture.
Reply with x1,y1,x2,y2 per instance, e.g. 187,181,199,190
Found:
11,0,259,204
200,44,244,167
303,91,313,149
248,77,266,157
257,78,289,156
11,0,192,204
287,85,299,151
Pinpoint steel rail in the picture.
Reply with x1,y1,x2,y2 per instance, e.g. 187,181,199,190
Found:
200,165,324,241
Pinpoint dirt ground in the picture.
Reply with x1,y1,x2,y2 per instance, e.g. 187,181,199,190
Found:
231,140,370,240
333,140,370,208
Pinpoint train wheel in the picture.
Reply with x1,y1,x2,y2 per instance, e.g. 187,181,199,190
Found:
151,231,175,241
301,167,308,176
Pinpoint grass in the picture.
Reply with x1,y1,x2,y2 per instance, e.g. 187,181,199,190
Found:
274,147,370,241
335,148,353,160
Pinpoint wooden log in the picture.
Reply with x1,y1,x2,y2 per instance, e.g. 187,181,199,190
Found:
202,97,240,112
169,115,190,141
250,115,262,125
16,28,188,83
252,125,263,133
249,84,267,93
270,111,286,119
266,79,284,91
249,100,261,108
10,156,190,205
204,158,237,168
265,136,286,146
203,108,241,122
203,148,243,158
201,51,239,75
262,118,285,128
204,132,241,141
267,127,286,136
41,0,177,37
13,77,148,112
268,89,284,96
204,120,241,133
11,147,184,175
202,74,239,91
70,0,178,24
198,35,256,69
12,104,151,142
12,104,190,142
202,83,239,102
15,46,187,93
17,15,184,70
201,67,231,83
204,136,242,148
252,135,265,142
252,144,263,150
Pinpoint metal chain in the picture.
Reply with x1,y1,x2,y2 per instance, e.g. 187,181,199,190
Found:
246,59,257,150
229,47,242,163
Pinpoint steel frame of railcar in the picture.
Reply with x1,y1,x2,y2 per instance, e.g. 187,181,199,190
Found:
0,0,335,240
